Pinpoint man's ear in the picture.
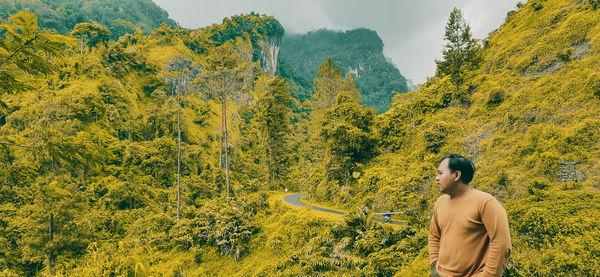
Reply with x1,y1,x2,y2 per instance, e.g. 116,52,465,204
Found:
454,170,462,182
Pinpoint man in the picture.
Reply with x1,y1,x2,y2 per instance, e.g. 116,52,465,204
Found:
429,154,511,277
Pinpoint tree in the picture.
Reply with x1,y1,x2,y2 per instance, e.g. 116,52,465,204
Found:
435,8,482,86
201,38,254,198
19,178,90,275
0,12,72,94
69,22,111,54
165,56,201,220
254,76,295,188
312,58,344,110
320,74,377,187
301,58,346,197
0,12,72,149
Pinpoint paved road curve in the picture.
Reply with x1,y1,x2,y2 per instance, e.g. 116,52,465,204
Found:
284,193,405,225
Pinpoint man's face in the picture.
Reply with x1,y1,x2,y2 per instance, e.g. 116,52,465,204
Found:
436,158,459,193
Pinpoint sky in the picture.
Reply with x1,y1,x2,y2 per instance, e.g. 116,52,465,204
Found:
152,0,522,85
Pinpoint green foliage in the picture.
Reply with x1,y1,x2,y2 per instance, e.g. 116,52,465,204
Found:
0,0,178,40
310,62,378,202
70,22,111,48
168,193,268,263
272,209,425,276
101,38,155,77
435,8,483,86
0,15,221,274
508,189,600,275
1,0,600,275
254,76,295,188
486,88,505,106
588,72,600,99
200,38,254,100
0,11,72,94
209,12,284,65
320,76,377,170
19,178,91,273
312,57,344,110
140,75,168,96
278,28,408,112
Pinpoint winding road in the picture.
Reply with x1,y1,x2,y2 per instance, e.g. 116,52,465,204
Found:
284,193,406,225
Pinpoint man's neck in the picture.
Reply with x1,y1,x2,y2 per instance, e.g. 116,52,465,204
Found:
448,183,472,199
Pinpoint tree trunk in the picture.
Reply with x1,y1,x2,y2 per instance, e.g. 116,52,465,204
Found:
219,109,224,169
48,213,54,275
218,125,223,169
223,91,230,198
177,84,181,220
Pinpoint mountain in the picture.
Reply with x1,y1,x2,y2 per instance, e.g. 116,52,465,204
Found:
0,0,177,39
278,28,409,112
0,1,407,113
1,1,600,276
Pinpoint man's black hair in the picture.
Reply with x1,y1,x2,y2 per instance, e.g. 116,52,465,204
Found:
440,154,475,184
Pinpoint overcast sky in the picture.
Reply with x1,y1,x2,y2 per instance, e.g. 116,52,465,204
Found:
153,0,521,85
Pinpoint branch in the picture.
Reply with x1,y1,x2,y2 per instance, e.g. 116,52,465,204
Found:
0,141,42,149
0,34,39,68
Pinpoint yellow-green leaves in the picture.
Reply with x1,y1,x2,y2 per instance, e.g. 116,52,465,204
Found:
0,12,73,94
70,22,111,49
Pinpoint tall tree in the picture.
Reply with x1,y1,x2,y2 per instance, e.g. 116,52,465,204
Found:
201,38,254,198
254,75,295,188
320,74,377,186
312,58,344,110
165,57,199,220
303,58,346,195
435,8,482,86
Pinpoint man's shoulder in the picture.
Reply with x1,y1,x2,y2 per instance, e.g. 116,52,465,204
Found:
434,194,450,206
472,189,505,210
472,189,496,201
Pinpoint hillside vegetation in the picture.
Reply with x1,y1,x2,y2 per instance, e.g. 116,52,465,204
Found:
309,0,600,275
278,28,409,112
0,0,177,40
0,0,599,276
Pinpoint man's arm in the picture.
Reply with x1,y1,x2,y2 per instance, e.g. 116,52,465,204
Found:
428,207,441,276
430,261,440,277
480,198,512,277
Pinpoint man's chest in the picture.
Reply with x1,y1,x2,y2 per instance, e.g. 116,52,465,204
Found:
437,202,484,233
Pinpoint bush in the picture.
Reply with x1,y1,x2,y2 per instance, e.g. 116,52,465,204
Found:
487,89,505,106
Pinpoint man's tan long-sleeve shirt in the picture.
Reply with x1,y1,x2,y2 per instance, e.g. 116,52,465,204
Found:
429,189,511,277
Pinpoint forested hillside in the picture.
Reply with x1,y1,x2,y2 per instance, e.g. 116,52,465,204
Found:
0,0,600,276
278,28,409,112
0,10,298,275
307,0,600,275
0,0,177,40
